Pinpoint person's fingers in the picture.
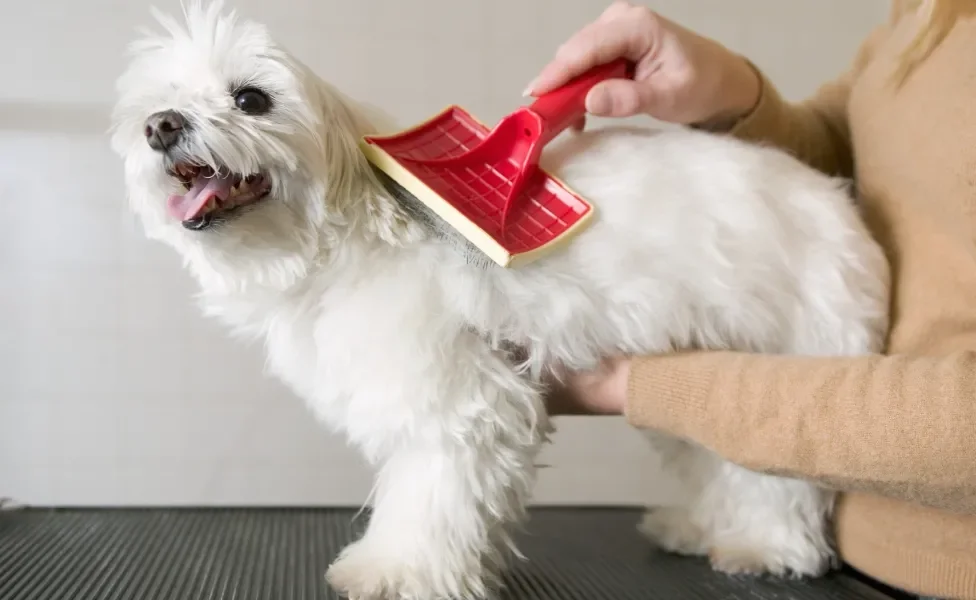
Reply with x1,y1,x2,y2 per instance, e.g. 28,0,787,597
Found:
525,4,658,96
541,366,597,415
524,21,609,96
543,385,598,416
569,115,587,132
585,79,651,117
524,2,623,95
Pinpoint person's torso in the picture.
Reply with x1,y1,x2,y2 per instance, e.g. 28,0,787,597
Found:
835,9,976,598
849,9,976,355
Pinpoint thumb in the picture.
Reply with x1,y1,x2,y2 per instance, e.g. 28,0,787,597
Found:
585,79,649,118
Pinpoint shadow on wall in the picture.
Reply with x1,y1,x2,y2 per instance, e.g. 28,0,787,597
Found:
0,101,112,136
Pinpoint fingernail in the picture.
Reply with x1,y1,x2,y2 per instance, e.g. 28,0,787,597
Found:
522,78,537,97
584,87,611,115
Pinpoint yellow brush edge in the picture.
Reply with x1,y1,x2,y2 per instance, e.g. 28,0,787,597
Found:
359,105,596,269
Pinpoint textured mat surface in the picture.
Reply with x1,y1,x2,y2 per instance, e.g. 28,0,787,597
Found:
0,507,895,600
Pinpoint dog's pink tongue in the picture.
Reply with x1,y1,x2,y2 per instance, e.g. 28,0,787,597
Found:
166,172,234,221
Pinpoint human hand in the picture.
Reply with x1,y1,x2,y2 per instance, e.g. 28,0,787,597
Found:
545,357,630,416
525,1,761,129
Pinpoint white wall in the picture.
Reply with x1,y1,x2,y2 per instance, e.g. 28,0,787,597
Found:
0,0,889,507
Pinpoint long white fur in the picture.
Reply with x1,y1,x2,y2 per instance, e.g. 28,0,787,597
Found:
110,2,891,599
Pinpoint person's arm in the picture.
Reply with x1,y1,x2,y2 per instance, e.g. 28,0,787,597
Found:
709,67,855,178
701,20,890,179
627,350,976,514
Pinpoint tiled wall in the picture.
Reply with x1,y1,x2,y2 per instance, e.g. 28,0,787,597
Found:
0,0,889,506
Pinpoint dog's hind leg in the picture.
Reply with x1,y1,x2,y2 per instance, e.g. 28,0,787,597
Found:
638,440,837,578
638,240,887,579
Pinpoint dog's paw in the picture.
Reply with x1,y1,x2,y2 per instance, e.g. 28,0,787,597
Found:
640,507,834,579
638,507,708,557
708,541,834,579
326,539,488,600
709,545,783,577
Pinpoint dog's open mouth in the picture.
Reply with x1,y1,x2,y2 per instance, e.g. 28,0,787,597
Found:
166,163,272,230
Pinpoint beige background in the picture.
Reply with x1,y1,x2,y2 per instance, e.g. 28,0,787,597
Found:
0,0,889,507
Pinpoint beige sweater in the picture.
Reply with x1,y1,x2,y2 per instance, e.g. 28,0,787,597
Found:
625,7,976,600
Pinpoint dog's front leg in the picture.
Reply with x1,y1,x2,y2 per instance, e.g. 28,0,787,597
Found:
325,333,549,600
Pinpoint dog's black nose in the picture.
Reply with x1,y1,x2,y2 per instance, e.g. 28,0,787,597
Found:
144,110,186,151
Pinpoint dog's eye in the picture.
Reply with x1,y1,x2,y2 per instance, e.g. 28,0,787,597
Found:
234,88,271,115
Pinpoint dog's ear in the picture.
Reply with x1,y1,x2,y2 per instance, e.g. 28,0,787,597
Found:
304,72,423,248
361,180,427,248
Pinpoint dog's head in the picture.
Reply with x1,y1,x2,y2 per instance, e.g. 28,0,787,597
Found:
111,0,389,290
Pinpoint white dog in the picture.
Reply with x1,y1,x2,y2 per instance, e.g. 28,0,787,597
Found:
110,2,890,598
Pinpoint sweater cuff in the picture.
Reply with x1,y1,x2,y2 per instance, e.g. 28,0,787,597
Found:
623,353,718,435
691,59,786,144
726,61,789,143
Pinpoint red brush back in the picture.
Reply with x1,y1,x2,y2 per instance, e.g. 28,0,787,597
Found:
368,106,592,254
363,58,631,257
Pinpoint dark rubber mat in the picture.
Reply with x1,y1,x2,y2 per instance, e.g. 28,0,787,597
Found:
0,507,895,600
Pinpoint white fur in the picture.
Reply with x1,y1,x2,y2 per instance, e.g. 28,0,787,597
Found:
110,3,891,599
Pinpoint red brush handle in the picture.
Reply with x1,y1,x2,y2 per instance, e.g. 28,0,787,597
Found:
491,58,632,234
527,58,633,145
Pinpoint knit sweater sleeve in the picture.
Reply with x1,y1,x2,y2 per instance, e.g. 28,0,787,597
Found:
625,351,976,514
721,66,854,177
705,21,889,178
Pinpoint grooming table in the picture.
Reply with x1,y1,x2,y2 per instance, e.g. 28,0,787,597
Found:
0,507,898,599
